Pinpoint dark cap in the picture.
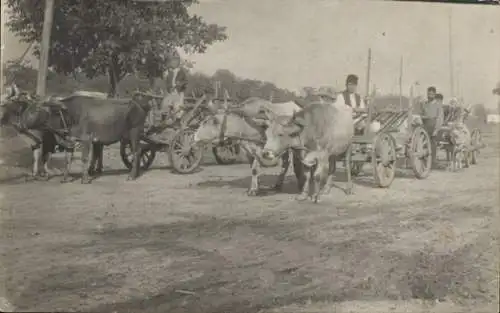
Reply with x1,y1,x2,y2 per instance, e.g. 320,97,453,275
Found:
346,74,359,85
427,86,436,92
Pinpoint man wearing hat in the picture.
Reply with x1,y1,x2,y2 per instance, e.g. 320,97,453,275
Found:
149,52,188,141
419,86,444,168
336,74,366,109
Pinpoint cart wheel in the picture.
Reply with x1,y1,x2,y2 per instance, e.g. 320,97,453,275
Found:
213,142,240,165
169,128,203,174
120,141,156,171
372,132,397,188
409,126,432,179
470,128,482,165
350,161,364,177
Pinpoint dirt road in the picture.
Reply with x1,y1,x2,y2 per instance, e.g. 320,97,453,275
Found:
0,126,498,312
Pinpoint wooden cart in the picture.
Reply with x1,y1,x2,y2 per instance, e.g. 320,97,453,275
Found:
343,96,432,188
119,94,241,175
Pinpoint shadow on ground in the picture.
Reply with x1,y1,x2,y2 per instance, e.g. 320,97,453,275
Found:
25,214,492,313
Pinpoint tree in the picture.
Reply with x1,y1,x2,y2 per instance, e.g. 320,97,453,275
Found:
6,0,227,97
3,60,38,92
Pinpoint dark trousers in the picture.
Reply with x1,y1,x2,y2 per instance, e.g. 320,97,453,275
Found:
422,118,438,167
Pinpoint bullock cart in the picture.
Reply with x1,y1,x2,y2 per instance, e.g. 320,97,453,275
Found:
345,101,432,188
432,106,485,171
119,94,240,174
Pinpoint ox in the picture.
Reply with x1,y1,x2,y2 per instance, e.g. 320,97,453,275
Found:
261,101,354,203
1,91,153,183
193,97,305,196
0,87,110,180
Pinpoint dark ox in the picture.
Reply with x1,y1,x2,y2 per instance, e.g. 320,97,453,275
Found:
1,91,153,183
0,88,111,180
193,97,305,196
46,93,154,183
261,102,354,203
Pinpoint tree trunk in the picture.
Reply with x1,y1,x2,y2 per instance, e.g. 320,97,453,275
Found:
108,66,118,98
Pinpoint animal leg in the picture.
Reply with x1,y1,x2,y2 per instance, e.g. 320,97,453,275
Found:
95,144,104,173
273,150,290,191
61,149,74,183
296,165,312,201
323,154,337,195
248,158,260,196
27,147,42,181
88,143,103,175
312,158,329,203
80,141,92,184
42,152,53,180
127,129,142,181
292,149,306,192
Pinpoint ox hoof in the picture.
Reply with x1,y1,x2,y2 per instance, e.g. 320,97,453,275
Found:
247,189,259,196
295,194,308,202
344,188,353,195
81,178,91,185
312,195,321,203
126,175,137,181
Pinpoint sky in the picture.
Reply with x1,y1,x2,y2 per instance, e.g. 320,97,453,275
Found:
2,0,500,107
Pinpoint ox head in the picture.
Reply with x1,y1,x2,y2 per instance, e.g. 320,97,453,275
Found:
261,109,305,160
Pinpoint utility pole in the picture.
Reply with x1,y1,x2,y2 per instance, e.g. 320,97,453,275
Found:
448,10,455,98
36,0,55,97
365,48,372,136
399,56,403,110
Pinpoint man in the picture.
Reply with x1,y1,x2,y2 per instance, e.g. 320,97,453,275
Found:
419,87,444,168
336,74,366,109
336,74,380,134
149,53,188,141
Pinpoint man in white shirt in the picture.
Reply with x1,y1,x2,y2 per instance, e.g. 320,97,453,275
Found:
336,74,366,109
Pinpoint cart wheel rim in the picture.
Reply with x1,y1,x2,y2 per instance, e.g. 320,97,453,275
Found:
411,128,432,177
170,129,203,173
372,133,396,186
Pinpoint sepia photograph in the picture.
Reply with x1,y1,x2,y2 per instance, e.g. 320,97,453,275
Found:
1,0,499,312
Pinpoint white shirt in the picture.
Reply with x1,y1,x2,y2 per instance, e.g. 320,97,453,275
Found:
335,92,366,109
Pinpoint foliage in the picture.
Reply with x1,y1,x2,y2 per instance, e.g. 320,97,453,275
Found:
5,0,227,97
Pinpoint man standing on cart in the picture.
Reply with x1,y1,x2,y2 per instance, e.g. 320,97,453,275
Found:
149,52,189,142
419,86,444,169
336,74,380,134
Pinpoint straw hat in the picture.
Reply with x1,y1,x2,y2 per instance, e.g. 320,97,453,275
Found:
312,86,338,100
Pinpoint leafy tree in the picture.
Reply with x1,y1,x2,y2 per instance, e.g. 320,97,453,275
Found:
3,60,38,92
6,0,227,97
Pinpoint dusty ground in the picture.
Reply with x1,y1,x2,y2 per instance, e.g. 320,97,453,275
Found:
0,125,498,313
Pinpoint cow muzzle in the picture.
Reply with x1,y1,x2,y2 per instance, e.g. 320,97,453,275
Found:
262,149,276,160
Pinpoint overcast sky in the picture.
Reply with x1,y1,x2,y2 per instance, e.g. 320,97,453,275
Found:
2,0,500,107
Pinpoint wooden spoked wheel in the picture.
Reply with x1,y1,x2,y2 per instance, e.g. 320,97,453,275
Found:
409,126,432,179
119,141,156,171
371,132,397,188
213,141,240,165
168,128,204,174
470,128,482,165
